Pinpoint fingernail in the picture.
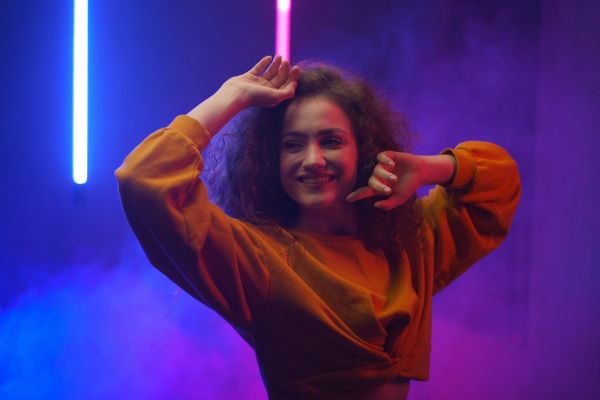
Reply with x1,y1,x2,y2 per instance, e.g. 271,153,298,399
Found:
383,187,391,194
389,174,397,182
387,161,394,167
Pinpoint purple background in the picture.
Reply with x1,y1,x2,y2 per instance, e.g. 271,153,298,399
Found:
1,0,599,399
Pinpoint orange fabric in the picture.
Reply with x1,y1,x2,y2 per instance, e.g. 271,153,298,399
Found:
116,115,520,399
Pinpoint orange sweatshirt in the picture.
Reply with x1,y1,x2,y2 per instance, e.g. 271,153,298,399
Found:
116,115,520,399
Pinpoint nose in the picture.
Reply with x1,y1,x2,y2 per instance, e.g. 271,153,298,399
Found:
302,143,326,169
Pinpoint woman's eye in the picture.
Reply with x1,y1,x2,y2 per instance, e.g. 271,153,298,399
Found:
283,141,302,150
322,137,343,146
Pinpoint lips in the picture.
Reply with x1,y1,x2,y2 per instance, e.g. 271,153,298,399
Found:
298,175,335,184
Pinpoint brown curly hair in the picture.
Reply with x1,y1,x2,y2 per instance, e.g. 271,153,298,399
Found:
206,60,422,254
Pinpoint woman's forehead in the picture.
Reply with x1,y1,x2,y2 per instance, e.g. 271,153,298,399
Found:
281,97,353,134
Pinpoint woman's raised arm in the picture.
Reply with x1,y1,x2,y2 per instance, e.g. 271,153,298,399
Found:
115,56,298,329
187,55,299,137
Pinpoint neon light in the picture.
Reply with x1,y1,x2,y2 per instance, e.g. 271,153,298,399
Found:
73,0,88,184
277,0,290,12
276,0,291,61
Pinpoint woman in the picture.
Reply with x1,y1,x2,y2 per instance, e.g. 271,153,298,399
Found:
116,56,520,399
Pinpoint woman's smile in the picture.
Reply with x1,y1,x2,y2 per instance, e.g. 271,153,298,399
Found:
279,97,358,213
297,174,335,185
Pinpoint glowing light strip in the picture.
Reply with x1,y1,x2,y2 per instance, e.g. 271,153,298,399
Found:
73,0,88,184
276,0,291,60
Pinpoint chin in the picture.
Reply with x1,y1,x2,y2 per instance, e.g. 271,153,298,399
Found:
302,203,333,210
296,195,344,211
297,200,333,210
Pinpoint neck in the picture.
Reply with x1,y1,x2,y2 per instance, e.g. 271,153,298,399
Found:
292,203,359,235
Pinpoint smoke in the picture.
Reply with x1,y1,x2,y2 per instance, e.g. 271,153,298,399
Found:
0,234,266,400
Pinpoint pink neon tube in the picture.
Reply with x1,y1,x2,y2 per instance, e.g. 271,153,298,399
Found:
276,0,291,60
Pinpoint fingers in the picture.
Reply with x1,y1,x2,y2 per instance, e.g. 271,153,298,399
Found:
377,152,395,168
262,55,283,81
348,187,407,211
249,56,273,76
368,174,393,196
373,196,405,211
373,163,397,185
271,59,291,88
347,150,417,211
346,172,394,203
346,186,375,203
347,154,396,203
279,65,300,98
368,155,397,192
346,151,401,208
270,63,298,103
254,55,298,89
286,65,300,86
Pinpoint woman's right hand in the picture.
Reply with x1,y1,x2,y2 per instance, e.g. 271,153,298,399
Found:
221,55,300,109
346,151,456,211
187,55,299,137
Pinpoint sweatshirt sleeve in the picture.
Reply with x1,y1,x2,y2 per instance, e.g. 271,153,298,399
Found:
420,141,521,294
115,115,270,330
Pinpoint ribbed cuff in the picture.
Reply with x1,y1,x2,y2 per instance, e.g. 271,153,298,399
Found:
169,115,211,150
440,145,476,189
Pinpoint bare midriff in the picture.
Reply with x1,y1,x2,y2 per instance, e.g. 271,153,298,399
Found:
350,377,410,400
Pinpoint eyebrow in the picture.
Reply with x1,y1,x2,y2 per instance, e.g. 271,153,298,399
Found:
281,128,350,138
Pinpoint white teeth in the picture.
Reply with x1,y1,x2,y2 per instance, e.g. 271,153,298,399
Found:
300,176,333,184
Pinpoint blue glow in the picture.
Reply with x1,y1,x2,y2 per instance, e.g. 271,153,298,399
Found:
73,0,88,184
0,242,264,399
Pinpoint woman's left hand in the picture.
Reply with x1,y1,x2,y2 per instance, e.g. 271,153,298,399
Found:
346,151,456,211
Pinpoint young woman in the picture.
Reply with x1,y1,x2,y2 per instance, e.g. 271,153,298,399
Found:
117,55,520,400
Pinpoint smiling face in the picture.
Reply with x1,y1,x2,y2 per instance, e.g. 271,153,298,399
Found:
279,97,359,214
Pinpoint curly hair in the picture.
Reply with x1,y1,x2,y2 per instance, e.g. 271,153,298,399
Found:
206,60,422,255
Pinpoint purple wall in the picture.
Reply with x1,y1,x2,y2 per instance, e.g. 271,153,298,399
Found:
1,1,598,399
528,0,600,398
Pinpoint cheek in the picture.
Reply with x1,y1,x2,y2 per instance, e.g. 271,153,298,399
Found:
279,154,290,177
343,149,359,178
279,155,297,193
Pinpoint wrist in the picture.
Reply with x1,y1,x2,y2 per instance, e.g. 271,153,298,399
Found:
420,154,456,186
187,89,246,137
214,83,251,114
440,154,457,186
